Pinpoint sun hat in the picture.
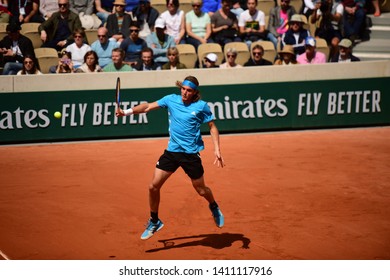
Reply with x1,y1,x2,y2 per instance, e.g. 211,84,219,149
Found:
339,38,353,48
205,53,217,62
113,0,126,6
305,36,316,47
278,45,295,55
290,14,305,23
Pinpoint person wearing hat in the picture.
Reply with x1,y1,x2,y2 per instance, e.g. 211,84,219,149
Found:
106,0,132,42
296,36,326,64
0,23,35,75
281,14,311,56
274,44,298,65
244,44,272,66
330,38,360,63
145,17,176,66
39,0,82,51
203,52,218,68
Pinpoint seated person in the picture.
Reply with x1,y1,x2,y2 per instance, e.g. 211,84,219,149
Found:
91,26,120,68
244,44,272,66
185,0,213,51
130,0,160,39
281,14,311,56
211,0,241,47
69,0,94,15
17,54,42,75
0,0,11,24
159,0,186,45
120,21,147,66
75,50,103,72
330,38,360,62
103,47,134,71
39,0,59,21
106,0,132,42
238,0,267,48
274,44,298,65
133,46,161,70
296,36,327,64
219,47,243,68
65,28,92,68
145,17,176,67
342,0,366,41
95,0,115,26
162,46,187,70
8,0,44,24
203,52,218,68
39,0,82,51
56,51,74,73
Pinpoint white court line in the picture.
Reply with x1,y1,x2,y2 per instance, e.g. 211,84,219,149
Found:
0,249,10,260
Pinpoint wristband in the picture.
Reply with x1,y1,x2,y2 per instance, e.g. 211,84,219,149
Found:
123,108,133,116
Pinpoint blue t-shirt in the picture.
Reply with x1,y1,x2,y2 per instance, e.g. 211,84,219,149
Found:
157,94,214,154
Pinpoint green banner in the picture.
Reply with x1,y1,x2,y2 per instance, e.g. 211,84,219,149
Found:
1,77,389,144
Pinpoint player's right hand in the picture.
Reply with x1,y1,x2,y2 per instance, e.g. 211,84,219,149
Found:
116,108,124,117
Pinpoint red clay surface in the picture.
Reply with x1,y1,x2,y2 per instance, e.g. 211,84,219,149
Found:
0,127,389,260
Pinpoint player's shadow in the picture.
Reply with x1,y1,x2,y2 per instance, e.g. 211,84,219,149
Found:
145,233,250,253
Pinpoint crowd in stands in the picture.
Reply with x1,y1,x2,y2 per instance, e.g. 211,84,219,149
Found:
0,0,383,75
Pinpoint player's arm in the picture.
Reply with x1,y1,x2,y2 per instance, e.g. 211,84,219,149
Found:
208,121,225,168
116,101,160,117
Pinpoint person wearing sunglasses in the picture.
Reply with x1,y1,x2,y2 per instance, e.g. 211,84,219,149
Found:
130,0,160,39
39,0,82,51
119,21,147,66
17,55,42,75
219,47,243,68
0,23,35,75
65,28,92,68
330,38,360,63
91,26,119,67
162,46,187,70
106,0,132,42
281,14,311,56
244,44,272,66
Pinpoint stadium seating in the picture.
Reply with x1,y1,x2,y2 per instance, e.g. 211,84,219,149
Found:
176,44,198,69
223,42,251,66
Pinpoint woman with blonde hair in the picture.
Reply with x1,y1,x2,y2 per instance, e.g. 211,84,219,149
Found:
162,47,187,70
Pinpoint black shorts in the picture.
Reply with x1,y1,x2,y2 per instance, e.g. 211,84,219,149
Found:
156,150,204,179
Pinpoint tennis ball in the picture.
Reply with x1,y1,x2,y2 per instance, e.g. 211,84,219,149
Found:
54,111,62,119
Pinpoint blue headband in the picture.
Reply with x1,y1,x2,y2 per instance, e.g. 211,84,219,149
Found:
182,80,198,90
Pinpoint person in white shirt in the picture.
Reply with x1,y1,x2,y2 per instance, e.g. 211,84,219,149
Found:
65,28,92,68
238,0,266,48
159,0,186,44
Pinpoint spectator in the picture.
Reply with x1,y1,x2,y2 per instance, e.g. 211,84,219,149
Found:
211,0,241,47
133,46,161,70
95,0,114,26
106,0,132,42
244,44,272,66
39,0,82,51
202,0,221,16
281,14,310,56
130,0,160,39
302,0,317,19
297,36,327,64
17,54,42,75
330,38,360,62
124,0,139,14
311,0,343,61
0,23,35,75
65,28,92,68
8,0,44,25
342,0,366,41
75,50,103,72
159,0,186,45
91,26,119,67
69,0,94,15
219,47,242,68
56,50,74,73
120,21,147,65
185,0,213,51
274,44,298,65
231,0,244,19
40,0,60,20
0,0,10,24
162,46,187,70
146,17,176,66
238,0,267,48
267,0,296,49
103,47,134,71
203,52,218,68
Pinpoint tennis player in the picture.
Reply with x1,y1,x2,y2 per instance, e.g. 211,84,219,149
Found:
116,75,225,240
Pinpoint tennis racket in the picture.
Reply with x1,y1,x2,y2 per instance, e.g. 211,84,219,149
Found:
115,77,121,108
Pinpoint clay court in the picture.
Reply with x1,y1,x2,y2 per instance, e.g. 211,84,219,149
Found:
0,127,389,260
